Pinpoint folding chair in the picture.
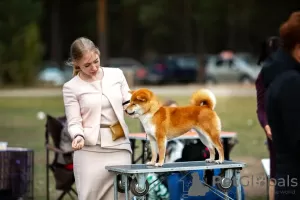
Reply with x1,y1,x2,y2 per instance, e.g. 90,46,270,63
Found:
45,114,77,200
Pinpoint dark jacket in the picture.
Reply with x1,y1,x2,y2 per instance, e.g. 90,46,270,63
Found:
255,61,271,128
256,48,292,129
261,48,297,88
264,48,300,176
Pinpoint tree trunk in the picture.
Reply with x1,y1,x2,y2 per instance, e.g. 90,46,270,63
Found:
183,0,193,52
121,3,137,57
97,0,108,63
50,0,62,65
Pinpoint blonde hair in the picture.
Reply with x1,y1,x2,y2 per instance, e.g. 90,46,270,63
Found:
66,37,100,76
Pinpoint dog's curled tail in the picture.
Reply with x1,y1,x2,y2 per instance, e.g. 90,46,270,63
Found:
190,89,216,110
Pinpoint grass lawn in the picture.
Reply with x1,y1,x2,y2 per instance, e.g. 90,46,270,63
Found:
0,94,268,199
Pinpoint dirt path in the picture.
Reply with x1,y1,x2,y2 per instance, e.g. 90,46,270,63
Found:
233,156,267,198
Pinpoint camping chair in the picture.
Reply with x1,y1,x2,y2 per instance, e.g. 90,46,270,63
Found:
45,114,77,200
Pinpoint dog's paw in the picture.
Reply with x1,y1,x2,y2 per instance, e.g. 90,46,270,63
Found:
155,163,164,167
146,161,155,166
215,160,223,164
205,158,214,163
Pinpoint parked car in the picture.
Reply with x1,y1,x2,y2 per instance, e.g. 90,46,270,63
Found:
38,62,73,86
204,52,261,84
143,54,201,85
103,57,147,85
38,60,67,86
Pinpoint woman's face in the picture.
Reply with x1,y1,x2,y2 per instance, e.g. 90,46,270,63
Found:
76,51,100,77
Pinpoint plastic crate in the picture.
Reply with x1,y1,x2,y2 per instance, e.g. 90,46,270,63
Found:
0,147,34,200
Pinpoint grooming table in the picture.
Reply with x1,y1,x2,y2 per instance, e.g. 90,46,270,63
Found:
106,160,246,200
129,130,237,164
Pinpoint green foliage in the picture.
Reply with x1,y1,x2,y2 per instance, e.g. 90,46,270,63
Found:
121,0,139,6
0,0,298,86
114,0,299,56
0,0,43,86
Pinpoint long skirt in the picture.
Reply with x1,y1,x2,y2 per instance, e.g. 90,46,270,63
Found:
73,148,132,200
275,173,300,200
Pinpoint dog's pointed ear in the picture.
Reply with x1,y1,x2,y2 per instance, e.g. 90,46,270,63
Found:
128,90,135,94
137,95,147,102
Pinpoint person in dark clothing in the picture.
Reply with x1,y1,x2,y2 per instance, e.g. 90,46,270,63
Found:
256,36,281,138
255,36,281,200
262,11,300,200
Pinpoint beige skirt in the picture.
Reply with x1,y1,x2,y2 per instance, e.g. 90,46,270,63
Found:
73,148,132,200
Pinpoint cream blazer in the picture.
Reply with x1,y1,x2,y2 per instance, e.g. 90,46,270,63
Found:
62,67,132,147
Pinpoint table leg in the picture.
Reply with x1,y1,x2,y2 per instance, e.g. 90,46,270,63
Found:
224,169,234,200
224,191,229,200
204,169,213,186
266,176,269,200
223,138,229,160
142,141,146,164
235,169,242,200
130,139,136,164
114,174,119,200
125,175,129,200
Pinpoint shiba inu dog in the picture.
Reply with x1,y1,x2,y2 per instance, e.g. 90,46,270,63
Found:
125,88,224,167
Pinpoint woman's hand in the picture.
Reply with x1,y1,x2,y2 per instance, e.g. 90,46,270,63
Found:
72,136,85,150
264,125,272,140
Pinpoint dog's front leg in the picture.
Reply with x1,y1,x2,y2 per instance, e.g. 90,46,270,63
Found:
146,135,157,166
156,136,167,167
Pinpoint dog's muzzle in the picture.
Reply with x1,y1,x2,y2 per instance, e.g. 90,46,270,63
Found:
125,110,135,115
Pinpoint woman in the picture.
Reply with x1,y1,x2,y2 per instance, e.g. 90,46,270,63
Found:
62,37,132,200
263,11,300,200
255,36,281,200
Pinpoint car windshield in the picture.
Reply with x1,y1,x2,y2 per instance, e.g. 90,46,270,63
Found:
236,53,258,66
173,57,198,69
234,58,248,68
